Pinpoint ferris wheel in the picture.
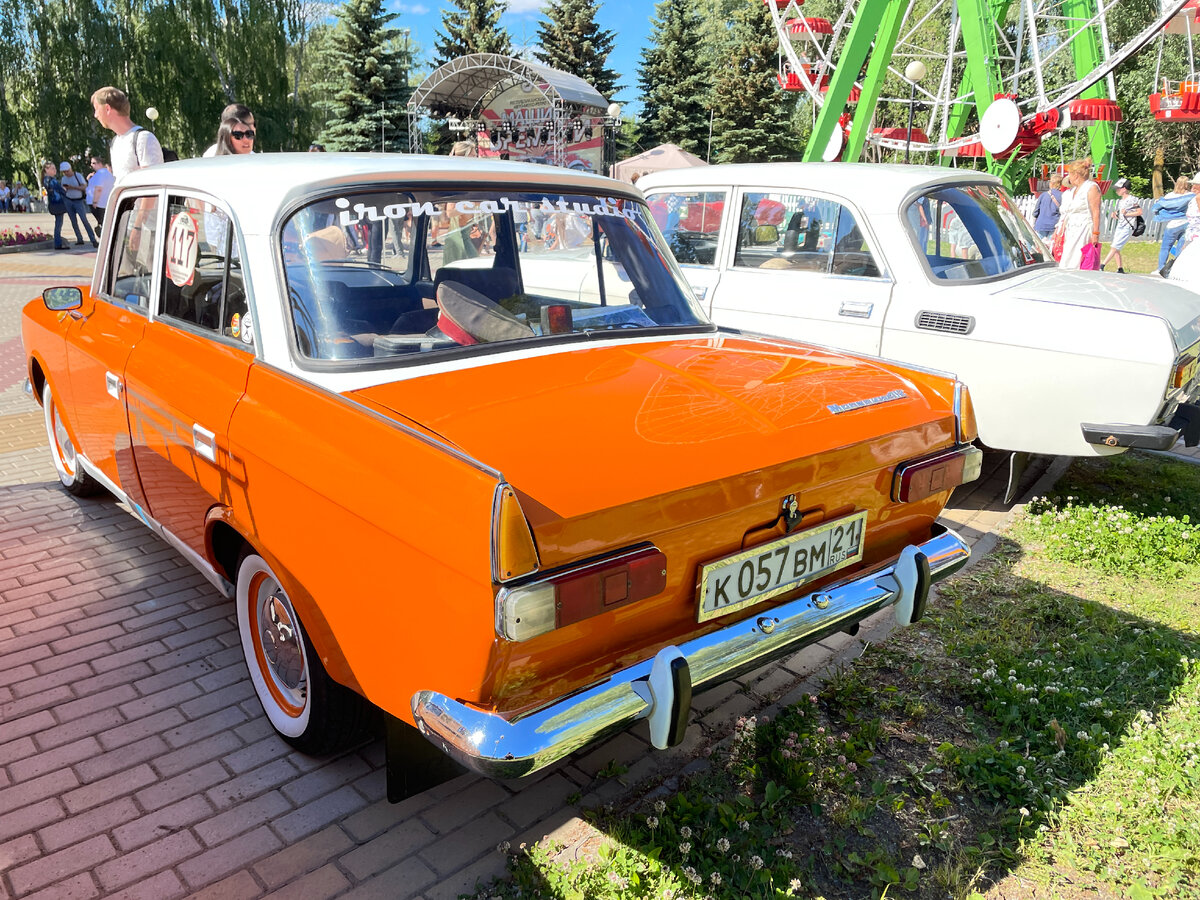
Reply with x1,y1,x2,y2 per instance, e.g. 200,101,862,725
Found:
767,0,1192,181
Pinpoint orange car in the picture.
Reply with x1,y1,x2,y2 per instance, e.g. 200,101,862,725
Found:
22,155,979,798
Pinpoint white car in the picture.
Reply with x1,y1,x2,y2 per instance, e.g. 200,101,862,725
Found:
640,163,1200,486
1169,238,1200,292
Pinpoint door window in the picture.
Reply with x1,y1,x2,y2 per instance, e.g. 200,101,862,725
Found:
106,195,160,308
646,190,725,266
158,196,250,346
734,191,881,276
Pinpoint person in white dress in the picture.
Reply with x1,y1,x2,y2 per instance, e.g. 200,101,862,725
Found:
1055,157,1102,270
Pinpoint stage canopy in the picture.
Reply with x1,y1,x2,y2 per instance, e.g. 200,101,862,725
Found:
408,54,612,166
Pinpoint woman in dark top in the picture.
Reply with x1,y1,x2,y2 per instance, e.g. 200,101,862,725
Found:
41,162,68,250
1032,174,1063,238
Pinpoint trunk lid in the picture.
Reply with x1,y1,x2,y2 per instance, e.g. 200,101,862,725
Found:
992,269,1200,351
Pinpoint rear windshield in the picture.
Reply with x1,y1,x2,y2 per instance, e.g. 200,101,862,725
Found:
281,187,710,364
906,183,1049,281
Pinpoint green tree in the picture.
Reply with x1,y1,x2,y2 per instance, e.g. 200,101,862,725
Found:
709,0,798,162
535,0,619,100
637,0,710,155
432,0,512,63
316,0,412,152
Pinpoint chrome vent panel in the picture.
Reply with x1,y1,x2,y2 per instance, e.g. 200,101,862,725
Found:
916,311,974,334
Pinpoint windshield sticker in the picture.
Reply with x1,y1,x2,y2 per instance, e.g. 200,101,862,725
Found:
334,196,639,227
241,314,254,345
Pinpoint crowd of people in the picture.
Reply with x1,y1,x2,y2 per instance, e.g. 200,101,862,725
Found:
1030,156,1200,275
4,88,264,249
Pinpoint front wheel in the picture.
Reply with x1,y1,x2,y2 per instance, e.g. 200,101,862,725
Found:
236,551,373,754
41,381,102,497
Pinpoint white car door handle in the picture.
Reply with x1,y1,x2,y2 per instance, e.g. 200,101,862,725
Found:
192,424,217,463
105,372,123,399
839,301,874,318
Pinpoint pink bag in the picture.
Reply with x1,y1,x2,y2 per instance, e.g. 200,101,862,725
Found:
1080,241,1101,270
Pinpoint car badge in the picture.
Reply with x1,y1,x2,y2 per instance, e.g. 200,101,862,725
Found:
782,494,802,532
827,388,907,415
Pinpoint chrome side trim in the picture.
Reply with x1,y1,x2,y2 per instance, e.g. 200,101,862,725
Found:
412,526,969,779
76,454,235,600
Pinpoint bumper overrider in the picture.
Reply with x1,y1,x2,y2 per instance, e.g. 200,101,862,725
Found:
412,525,969,779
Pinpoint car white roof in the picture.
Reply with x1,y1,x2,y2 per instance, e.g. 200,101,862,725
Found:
637,162,1004,215
114,153,638,235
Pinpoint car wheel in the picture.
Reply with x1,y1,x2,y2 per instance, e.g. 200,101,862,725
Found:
236,551,373,754
41,381,102,497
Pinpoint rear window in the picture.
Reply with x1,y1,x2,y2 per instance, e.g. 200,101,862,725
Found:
907,183,1049,281
281,188,710,364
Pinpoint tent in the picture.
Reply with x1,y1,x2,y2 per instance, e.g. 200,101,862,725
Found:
611,143,708,184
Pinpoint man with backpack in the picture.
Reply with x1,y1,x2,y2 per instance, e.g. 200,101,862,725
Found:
91,86,163,181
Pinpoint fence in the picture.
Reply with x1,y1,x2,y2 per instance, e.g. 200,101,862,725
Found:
1015,195,1163,242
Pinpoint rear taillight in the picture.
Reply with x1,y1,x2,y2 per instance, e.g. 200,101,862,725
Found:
955,382,978,443
1172,355,1198,389
496,546,668,642
893,445,983,503
492,484,540,582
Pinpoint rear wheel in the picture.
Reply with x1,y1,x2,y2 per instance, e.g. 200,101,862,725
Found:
41,381,102,497
236,551,373,754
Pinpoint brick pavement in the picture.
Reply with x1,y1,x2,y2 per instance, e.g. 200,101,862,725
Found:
0,242,1168,899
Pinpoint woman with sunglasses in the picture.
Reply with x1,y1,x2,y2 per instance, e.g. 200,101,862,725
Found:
202,104,256,157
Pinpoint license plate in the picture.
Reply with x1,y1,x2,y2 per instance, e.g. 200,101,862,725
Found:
697,511,867,622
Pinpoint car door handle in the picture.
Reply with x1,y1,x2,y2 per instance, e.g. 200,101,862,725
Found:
105,372,122,399
192,424,217,463
839,301,874,318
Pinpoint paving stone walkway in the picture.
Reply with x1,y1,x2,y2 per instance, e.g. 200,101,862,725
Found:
0,240,1190,899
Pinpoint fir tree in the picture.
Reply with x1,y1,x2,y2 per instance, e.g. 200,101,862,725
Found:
636,0,710,156
709,0,797,163
535,0,619,100
433,0,512,65
316,0,411,152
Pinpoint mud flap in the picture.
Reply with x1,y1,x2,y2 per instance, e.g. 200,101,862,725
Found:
385,712,467,803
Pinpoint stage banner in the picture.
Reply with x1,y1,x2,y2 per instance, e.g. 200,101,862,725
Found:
481,83,603,173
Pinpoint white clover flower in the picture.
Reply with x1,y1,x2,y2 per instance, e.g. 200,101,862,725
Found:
679,841,692,855
646,816,659,829
680,826,692,839
739,820,750,831
710,872,722,886
750,855,764,870
716,837,730,853
654,799,666,814
1077,731,1089,741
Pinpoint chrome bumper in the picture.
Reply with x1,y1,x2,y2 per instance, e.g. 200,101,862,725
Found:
411,525,969,779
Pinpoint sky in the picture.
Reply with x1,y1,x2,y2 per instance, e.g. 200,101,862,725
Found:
393,0,656,115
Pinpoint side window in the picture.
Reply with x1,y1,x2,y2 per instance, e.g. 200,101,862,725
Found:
831,207,882,278
646,190,725,266
734,191,836,273
159,196,250,344
106,195,160,307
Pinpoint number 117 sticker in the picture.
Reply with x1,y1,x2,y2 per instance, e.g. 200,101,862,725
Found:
166,211,199,287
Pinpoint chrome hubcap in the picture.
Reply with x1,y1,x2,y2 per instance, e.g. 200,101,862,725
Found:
258,584,306,705
52,405,75,471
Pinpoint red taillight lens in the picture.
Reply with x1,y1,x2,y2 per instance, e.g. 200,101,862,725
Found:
893,446,983,503
542,304,573,334
496,546,667,641
556,547,668,628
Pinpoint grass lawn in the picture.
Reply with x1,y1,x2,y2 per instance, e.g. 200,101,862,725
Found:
471,452,1200,899
1102,239,1165,275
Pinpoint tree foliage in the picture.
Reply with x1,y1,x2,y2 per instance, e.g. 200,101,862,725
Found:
535,0,619,100
432,0,512,64
637,0,711,156
315,0,412,152
709,0,798,163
